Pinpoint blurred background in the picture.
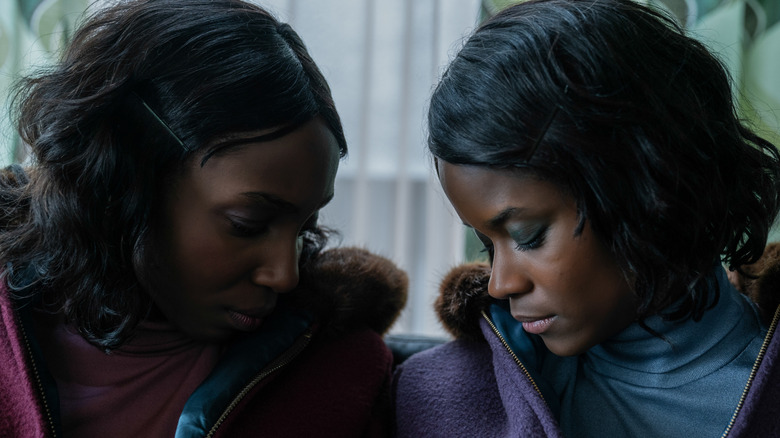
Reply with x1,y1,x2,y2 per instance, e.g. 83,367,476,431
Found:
1,0,779,338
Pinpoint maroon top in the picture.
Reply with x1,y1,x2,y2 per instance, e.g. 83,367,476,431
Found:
0,246,407,437
33,313,222,436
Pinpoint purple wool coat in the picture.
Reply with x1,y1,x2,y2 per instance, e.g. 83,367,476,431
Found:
393,262,780,437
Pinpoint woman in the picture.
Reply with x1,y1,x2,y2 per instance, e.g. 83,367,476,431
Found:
393,0,780,436
0,1,407,436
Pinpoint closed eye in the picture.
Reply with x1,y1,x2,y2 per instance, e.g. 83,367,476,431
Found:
227,217,269,238
514,225,548,251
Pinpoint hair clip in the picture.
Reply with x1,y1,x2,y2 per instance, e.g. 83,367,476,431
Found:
131,92,187,150
523,105,559,163
523,85,568,163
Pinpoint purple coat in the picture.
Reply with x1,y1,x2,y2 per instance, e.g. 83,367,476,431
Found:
393,263,780,437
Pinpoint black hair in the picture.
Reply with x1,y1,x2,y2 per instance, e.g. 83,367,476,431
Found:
2,0,346,350
428,0,780,321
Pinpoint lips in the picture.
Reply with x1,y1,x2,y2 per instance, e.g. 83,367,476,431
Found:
228,309,269,332
513,314,556,335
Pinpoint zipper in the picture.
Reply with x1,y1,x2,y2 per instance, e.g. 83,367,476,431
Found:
481,310,547,403
721,303,780,437
17,308,57,438
205,328,313,438
481,301,780,437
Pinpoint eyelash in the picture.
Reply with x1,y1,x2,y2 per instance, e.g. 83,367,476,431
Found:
229,212,320,239
475,231,495,261
515,227,547,251
229,219,269,238
475,226,548,259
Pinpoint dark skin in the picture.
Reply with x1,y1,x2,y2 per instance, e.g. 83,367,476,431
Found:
437,160,638,356
140,117,340,342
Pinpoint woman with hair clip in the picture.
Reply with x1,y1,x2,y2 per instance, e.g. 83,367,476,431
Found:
0,1,407,437
393,0,780,436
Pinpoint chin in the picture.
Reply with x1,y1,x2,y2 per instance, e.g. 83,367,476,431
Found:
178,324,233,343
542,337,594,357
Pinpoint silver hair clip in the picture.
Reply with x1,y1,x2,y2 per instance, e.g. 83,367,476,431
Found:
523,85,568,163
132,92,187,150
523,105,560,163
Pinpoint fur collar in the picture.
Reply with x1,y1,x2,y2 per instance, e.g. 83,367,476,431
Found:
435,245,780,341
287,247,408,338
434,262,491,341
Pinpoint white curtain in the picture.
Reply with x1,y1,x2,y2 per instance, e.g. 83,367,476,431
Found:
263,0,482,337
1,0,92,164
1,0,483,338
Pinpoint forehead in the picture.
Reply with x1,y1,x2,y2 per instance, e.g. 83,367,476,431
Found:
437,160,528,198
181,118,340,205
437,160,568,224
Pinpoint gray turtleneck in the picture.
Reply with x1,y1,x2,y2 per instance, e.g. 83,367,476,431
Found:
492,267,767,438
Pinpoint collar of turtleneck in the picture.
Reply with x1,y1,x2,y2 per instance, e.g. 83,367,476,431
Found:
491,266,767,437
584,267,764,387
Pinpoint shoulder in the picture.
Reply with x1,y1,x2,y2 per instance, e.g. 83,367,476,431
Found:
273,327,394,406
309,326,394,377
392,261,497,419
394,338,497,396
393,339,504,438
396,338,494,378
394,338,498,408
219,328,394,438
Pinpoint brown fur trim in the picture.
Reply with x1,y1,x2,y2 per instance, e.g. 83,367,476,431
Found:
434,262,492,341
289,247,408,337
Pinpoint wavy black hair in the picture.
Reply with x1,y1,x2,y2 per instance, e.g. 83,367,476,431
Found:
2,0,347,350
428,0,780,322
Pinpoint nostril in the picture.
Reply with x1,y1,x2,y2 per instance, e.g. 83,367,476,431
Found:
251,235,303,293
488,262,532,299
251,262,299,294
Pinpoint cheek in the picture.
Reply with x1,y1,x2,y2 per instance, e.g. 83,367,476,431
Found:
551,238,629,314
177,238,246,285
161,219,248,289
576,253,635,322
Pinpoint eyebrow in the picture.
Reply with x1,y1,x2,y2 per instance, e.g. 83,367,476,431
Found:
215,124,301,150
242,192,297,213
485,207,527,230
201,122,305,166
241,191,335,214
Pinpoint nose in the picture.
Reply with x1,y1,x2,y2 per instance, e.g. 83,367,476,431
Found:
251,235,302,294
487,249,532,300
